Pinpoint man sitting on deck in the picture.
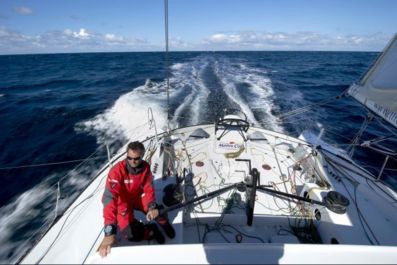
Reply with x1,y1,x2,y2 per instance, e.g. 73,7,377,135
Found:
98,141,175,257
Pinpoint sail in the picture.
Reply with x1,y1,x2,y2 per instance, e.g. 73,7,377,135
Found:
348,34,397,129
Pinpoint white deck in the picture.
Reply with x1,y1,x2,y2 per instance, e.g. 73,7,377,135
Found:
86,244,397,264
20,122,397,264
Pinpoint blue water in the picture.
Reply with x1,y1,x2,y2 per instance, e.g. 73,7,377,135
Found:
0,51,396,262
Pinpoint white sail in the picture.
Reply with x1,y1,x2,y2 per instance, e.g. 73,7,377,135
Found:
348,34,397,128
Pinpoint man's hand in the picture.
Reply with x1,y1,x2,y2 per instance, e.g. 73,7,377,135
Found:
146,208,159,221
97,235,116,258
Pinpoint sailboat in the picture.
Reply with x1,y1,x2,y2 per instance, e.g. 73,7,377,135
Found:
18,3,397,264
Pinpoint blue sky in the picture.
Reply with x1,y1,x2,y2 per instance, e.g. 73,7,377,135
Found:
0,0,396,54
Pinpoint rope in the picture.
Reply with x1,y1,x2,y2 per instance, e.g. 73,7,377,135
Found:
48,146,106,191
375,116,397,137
320,148,397,203
325,156,380,245
366,145,396,156
361,134,396,146
16,143,131,264
362,164,397,172
0,156,106,170
277,93,345,120
0,118,154,172
348,113,373,157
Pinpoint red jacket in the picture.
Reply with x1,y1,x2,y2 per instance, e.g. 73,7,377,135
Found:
102,159,155,231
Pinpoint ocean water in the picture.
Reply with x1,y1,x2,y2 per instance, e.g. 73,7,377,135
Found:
0,51,396,262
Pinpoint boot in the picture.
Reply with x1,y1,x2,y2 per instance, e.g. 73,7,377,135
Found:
146,223,165,244
158,219,175,239
156,205,176,239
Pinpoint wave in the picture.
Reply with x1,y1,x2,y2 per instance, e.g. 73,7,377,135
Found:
76,83,168,145
214,57,283,132
2,51,391,264
169,57,210,126
78,54,285,144
0,183,52,263
0,157,102,263
1,53,288,263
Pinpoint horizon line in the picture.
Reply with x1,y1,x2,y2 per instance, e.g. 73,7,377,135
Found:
0,49,381,56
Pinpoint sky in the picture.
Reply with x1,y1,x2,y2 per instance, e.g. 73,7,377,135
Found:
0,0,396,54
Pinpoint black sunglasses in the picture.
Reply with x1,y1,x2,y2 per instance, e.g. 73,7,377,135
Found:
127,156,141,161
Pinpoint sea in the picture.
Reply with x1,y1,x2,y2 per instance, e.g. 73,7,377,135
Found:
1,51,396,263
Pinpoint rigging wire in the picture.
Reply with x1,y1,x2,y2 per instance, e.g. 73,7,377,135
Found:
374,115,397,138
164,0,171,130
324,159,377,244
277,93,345,120
361,134,397,146
19,170,107,264
0,156,106,171
328,158,380,245
320,148,397,203
353,183,380,245
15,136,136,263
347,113,374,157
322,151,393,245
0,121,152,172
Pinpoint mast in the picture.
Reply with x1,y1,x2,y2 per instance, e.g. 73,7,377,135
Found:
164,0,171,131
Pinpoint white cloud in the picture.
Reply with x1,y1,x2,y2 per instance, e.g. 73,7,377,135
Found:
63,28,91,39
0,26,32,51
208,33,227,42
208,33,242,44
63,29,73,35
14,6,33,15
202,31,391,51
105,33,124,42
0,26,152,54
169,36,189,48
74,28,90,39
0,26,391,54
105,33,117,41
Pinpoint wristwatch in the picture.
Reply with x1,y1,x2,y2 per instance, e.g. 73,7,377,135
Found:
104,224,116,237
148,202,158,210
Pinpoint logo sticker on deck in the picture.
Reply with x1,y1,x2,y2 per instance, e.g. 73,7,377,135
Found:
217,142,241,151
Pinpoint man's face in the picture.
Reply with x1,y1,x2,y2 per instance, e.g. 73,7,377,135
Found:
127,149,143,168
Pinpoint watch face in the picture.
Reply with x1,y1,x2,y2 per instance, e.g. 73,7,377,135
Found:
104,225,114,235
105,225,112,233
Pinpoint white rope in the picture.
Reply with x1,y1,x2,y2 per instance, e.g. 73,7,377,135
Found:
277,93,344,120
375,116,397,137
348,113,373,157
0,156,106,170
